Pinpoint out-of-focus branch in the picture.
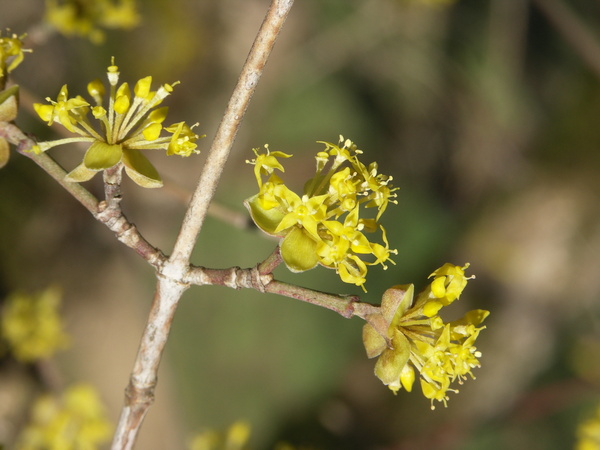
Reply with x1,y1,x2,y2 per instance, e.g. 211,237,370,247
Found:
161,174,254,230
532,0,600,78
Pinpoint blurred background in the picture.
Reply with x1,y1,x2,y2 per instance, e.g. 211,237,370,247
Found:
2,0,600,448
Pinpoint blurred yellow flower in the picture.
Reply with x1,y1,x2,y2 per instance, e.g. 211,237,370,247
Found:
189,420,251,450
1,287,69,362
16,384,113,450
45,0,140,44
576,404,600,450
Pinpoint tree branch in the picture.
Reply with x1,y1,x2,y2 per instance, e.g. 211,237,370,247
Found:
111,276,188,450
184,263,367,319
96,165,167,269
168,0,295,273
3,122,166,269
5,122,100,214
111,1,295,448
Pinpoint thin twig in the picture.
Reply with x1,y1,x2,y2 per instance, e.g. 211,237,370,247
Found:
4,122,165,268
5,123,100,214
168,0,295,273
257,245,283,275
184,263,364,319
111,1,295,448
161,173,255,230
264,280,359,318
102,164,124,211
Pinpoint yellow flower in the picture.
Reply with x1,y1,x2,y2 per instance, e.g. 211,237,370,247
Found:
189,420,251,450
16,383,112,450
33,59,203,188
44,0,140,44
245,137,398,290
0,287,69,362
0,31,31,80
362,263,488,408
422,262,472,317
576,404,600,450
246,144,291,187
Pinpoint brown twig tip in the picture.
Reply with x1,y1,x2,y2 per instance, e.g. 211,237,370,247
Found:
257,246,283,275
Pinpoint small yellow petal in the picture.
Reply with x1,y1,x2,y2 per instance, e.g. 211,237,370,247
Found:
142,123,162,141
134,76,152,98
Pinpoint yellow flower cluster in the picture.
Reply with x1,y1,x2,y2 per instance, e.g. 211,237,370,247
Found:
576,404,600,450
189,421,250,450
0,287,69,363
45,0,140,43
33,59,203,188
16,384,112,450
362,263,488,408
0,31,30,81
245,137,398,290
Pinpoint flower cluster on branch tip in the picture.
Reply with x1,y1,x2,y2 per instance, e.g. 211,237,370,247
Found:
32,58,204,188
245,137,398,290
44,0,140,44
362,263,489,408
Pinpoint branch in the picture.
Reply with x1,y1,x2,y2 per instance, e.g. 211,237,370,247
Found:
3,122,166,268
161,173,255,230
168,0,295,272
96,165,166,269
4,122,100,214
111,276,188,450
111,1,295,448
257,245,283,275
265,279,359,318
184,263,372,320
